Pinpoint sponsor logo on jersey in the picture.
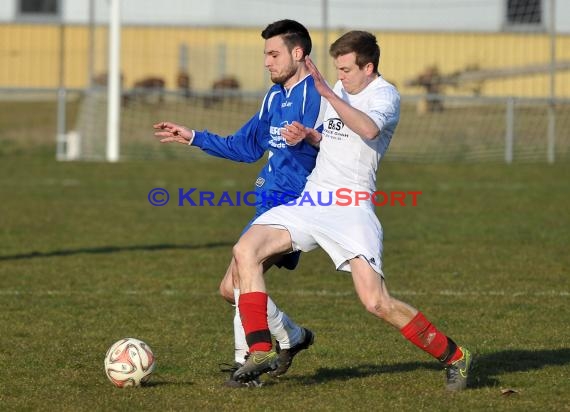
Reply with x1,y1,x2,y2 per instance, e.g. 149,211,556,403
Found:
281,101,293,108
268,121,289,148
255,177,265,187
327,117,344,130
323,117,349,140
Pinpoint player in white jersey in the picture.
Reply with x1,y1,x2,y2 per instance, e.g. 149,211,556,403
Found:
307,70,397,196
231,31,473,391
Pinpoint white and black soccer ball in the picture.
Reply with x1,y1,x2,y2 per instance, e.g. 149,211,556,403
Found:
104,338,156,388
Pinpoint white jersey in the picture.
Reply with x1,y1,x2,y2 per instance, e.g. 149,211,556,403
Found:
307,76,400,194
254,75,400,275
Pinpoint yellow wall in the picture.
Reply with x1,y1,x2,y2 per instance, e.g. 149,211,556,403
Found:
1,24,569,97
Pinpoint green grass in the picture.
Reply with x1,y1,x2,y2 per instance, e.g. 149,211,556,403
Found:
1,98,569,410
0,149,569,411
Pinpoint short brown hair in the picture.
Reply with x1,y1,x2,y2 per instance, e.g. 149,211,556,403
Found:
329,31,380,73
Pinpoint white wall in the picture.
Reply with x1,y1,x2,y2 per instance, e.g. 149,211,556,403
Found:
555,1,570,33
0,0,16,21
1,0,568,33
60,0,508,31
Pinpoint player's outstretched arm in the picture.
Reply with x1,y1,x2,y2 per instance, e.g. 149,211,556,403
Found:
153,115,265,163
153,121,194,144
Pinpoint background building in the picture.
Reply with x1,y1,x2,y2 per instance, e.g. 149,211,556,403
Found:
3,0,570,32
1,0,569,97
1,1,568,163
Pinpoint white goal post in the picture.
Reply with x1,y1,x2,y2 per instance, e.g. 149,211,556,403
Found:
106,0,121,162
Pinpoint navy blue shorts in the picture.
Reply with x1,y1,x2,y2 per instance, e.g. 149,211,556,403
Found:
274,250,301,270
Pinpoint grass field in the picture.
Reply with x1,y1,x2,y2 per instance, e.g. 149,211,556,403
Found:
1,98,569,410
1,136,569,411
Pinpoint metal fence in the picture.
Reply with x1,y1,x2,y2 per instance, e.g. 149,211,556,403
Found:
79,92,570,163
2,88,564,163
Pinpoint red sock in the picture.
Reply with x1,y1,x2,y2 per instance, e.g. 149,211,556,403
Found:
447,345,464,364
400,312,462,364
238,292,272,352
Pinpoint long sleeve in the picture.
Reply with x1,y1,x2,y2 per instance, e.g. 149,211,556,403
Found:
191,113,268,163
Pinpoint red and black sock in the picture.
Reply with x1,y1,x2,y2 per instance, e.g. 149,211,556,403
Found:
238,291,272,352
400,312,463,364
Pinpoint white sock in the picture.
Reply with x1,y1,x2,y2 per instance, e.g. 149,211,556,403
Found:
233,289,304,359
233,288,248,364
267,296,303,350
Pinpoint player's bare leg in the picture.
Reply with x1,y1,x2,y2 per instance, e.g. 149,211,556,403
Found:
349,257,417,328
349,257,472,390
220,249,313,386
231,225,293,382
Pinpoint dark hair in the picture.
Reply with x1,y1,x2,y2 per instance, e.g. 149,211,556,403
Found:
329,31,380,73
261,19,312,57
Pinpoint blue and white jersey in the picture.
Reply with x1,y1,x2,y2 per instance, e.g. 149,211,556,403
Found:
192,74,325,215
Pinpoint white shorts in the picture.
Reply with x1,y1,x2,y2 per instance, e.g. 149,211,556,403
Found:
253,182,384,275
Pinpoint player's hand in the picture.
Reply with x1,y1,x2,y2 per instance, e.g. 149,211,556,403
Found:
306,56,335,100
282,121,322,147
153,121,193,144
282,121,307,146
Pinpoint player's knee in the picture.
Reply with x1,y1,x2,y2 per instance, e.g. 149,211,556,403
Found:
232,241,253,270
218,279,234,303
362,297,393,319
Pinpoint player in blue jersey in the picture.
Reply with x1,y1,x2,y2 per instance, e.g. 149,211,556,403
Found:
153,20,324,387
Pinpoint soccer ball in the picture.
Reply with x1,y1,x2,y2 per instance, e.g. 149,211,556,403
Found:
104,338,156,388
